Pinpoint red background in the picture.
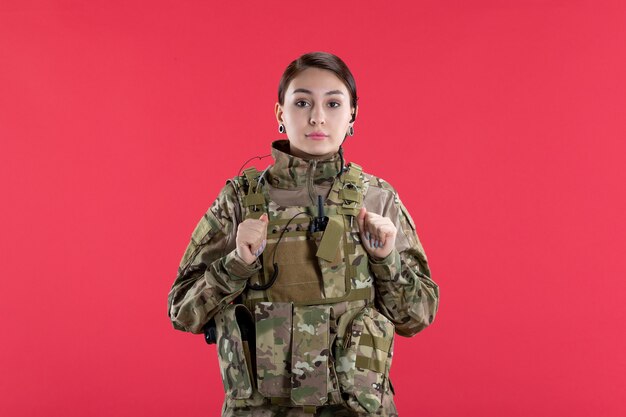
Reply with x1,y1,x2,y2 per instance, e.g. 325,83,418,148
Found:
1,1,625,416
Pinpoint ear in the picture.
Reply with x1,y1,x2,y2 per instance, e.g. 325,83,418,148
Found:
350,105,359,124
275,102,284,124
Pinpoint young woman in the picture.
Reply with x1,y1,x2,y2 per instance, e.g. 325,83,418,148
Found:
168,52,439,417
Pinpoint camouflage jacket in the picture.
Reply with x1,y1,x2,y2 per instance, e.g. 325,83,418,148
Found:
167,140,439,415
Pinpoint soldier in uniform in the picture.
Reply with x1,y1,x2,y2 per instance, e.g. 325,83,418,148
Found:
168,51,439,416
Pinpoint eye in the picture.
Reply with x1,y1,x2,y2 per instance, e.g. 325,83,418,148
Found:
328,101,341,108
295,100,310,108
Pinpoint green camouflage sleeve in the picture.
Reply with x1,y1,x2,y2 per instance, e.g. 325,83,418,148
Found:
167,182,261,334
367,186,440,338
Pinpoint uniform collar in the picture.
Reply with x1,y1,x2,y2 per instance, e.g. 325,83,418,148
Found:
267,140,343,189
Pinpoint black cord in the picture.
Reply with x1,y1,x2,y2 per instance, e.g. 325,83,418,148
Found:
338,145,346,177
247,211,312,291
237,154,271,178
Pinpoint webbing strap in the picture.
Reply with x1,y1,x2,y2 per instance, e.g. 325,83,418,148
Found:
346,240,356,255
358,333,392,353
243,287,373,310
240,167,266,219
355,355,386,373
243,193,265,207
337,163,364,217
343,162,362,182
346,264,357,280
344,287,374,302
338,188,362,203
243,167,259,189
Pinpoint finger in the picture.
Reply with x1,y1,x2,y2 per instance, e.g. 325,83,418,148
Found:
381,228,397,247
370,220,395,237
251,237,267,256
259,214,268,240
374,230,389,248
253,240,266,257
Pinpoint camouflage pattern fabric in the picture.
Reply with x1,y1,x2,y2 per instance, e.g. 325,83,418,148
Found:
168,140,440,416
290,305,330,406
255,302,293,398
221,393,399,417
335,307,395,414
215,304,254,399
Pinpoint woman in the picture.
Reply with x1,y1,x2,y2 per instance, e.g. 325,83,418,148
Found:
168,52,439,417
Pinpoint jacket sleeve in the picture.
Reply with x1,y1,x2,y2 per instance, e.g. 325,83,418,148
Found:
167,182,261,334
366,184,440,337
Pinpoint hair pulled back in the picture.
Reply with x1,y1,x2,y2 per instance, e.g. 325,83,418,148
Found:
278,51,358,122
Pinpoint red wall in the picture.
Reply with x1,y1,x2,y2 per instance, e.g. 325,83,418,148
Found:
1,1,625,416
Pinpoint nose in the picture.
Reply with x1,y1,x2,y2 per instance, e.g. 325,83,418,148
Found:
309,105,325,125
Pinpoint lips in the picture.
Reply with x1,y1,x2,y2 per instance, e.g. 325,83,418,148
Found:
307,132,328,139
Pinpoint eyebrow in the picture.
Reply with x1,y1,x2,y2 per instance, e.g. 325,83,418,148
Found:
292,88,344,96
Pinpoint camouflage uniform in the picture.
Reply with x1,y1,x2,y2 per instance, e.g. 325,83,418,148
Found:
168,140,439,416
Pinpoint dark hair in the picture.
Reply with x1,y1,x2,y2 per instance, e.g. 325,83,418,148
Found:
278,51,358,122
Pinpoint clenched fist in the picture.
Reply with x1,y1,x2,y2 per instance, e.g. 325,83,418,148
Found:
356,207,397,260
236,213,269,265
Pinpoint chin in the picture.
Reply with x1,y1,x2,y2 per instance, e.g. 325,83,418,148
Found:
308,147,338,157
289,141,340,159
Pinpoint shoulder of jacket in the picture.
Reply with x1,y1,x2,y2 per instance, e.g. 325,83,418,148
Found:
190,181,240,245
361,172,398,195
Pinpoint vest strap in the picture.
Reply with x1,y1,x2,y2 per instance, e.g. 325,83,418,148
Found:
242,167,259,189
243,193,265,207
243,287,373,310
239,167,266,219
337,163,364,217
343,162,362,182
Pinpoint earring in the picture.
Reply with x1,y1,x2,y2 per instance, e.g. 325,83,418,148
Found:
348,125,354,136
278,124,285,134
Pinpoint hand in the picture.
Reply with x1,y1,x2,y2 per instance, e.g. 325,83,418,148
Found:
235,213,269,265
356,207,397,260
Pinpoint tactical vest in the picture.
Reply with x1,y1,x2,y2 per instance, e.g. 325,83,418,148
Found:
212,163,396,415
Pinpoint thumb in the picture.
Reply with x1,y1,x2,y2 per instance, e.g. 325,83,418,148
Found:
356,207,367,232
259,213,269,224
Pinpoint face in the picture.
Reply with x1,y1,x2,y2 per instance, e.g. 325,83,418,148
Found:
275,67,357,160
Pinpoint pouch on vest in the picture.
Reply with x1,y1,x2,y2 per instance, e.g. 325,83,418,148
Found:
255,302,293,398
311,214,349,299
334,306,395,414
260,214,353,304
214,304,255,399
261,228,324,303
291,305,331,407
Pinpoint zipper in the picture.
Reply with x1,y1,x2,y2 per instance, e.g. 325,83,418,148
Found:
307,159,318,206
